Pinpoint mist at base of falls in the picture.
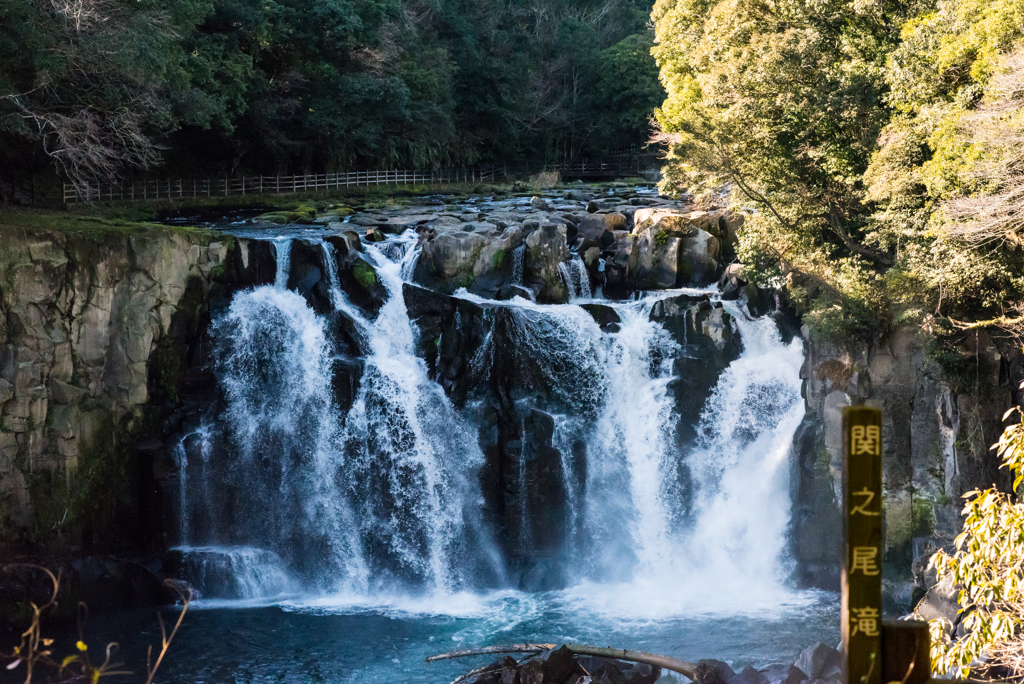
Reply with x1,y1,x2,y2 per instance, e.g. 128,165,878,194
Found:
166,225,838,680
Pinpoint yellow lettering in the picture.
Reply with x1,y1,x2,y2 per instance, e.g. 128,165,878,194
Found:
851,425,881,456
851,546,880,576
851,488,880,516
850,607,880,637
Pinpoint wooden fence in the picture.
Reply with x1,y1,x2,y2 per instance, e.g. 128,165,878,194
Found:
60,158,657,204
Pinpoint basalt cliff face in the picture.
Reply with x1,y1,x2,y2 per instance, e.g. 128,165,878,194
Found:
790,323,1015,608
0,226,274,555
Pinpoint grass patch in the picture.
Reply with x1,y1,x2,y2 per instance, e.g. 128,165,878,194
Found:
0,206,219,242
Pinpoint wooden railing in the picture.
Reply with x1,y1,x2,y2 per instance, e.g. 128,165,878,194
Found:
61,158,658,204
62,167,502,204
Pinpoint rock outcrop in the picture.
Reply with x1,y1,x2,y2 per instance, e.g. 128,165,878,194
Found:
790,323,1013,601
0,225,274,554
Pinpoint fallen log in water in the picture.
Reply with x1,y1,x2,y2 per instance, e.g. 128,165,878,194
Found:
426,642,697,680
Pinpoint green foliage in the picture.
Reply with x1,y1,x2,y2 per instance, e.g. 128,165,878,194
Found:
652,0,1024,343
928,410,1024,679
1,0,663,181
352,260,377,290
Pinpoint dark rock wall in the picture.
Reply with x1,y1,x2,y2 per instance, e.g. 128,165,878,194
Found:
0,227,275,557
789,323,1014,605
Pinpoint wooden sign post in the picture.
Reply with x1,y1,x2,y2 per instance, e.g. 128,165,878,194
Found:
842,406,883,684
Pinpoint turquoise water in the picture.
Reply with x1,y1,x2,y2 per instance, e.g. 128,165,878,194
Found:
69,588,838,683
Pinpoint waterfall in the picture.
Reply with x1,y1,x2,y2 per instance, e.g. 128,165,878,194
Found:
511,244,526,286
558,256,591,300
170,546,295,600
207,286,368,592
581,302,680,576
684,301,805,593
341,233,489,593
319,242,346,311
457,292,805,607
175,425,212,546
183,223,804,608
573,298,805,612
273,238,291,288
319,241,370,329
182,229,493,599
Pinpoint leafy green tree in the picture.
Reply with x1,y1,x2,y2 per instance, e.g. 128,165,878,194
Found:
928,406,1024,680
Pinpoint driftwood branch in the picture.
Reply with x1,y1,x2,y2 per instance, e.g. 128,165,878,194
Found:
427,643,558,662
426,643,697,680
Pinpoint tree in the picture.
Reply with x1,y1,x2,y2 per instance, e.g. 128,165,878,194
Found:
0,0,215,194
928,405,1024,681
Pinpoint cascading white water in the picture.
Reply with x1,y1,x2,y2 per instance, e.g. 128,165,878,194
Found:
458,291,805,610
209,286,369,592
569,297,806,615
511,244,526,286
273,238,292,288
184,229,492,599
340,231,487,593
581,302,680,577
187,217,805,611
558,256,591,300
683,301,805,594
319,241,371,329
319,242,346,311
171,546,296,600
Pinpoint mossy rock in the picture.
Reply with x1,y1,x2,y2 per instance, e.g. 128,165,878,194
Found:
255,211,300,225
353,260,377,290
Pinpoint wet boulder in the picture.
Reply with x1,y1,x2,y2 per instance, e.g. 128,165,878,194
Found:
524,223,569,303
337,253,387,316
580,303,621,332
325,231,362,256
679,228,722,285
695,660,736,684
719,263,747,300
578,213,626,247
603,231,639,294
631,209,723,286
531,196,553,211
651,295,741,449
285,239,332,314
519,646,577,684
730,665,769,684
792,643,841,681
413,227,523,298
633,227,683,289
762,664,808,684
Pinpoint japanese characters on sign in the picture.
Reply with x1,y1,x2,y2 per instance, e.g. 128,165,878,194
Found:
842,406,883,684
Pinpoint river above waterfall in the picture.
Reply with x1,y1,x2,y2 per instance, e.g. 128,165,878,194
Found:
144,186,840,682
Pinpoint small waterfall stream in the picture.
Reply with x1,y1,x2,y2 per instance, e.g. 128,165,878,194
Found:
558,256,592,300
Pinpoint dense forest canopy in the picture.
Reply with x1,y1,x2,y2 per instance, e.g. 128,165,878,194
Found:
652,0,1024,350
0,0,663,182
